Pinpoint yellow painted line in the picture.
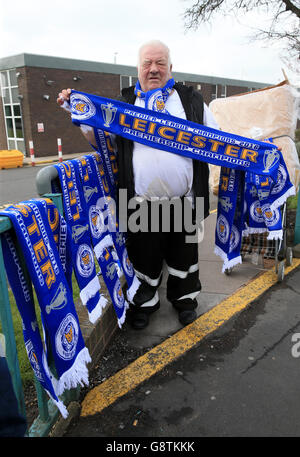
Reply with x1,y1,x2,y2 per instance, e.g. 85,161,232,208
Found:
81,258,300,417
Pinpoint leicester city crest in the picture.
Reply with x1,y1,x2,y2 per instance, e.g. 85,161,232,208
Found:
55,313,79,361
113,279,125,309
261,204,280,227
217,214,230,244
70,93,96,121
89,205,105,239
229,225,240,253
250,200,264,223
271,164,287,196
122,249,134,277
76,244,94,277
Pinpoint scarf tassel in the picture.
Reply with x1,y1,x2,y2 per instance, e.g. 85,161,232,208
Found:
88,294,108,324
126,275,141,303
56,347,91,397
214,246,243,273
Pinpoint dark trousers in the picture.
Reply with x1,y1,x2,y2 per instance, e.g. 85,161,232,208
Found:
126,198,201,313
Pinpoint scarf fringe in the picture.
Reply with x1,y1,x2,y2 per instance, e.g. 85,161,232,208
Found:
270,185,296,210
117,301,129,328
267,230,283,240
94,234,114,259
79,275,100,306
53,397,69,419
126,275,141,303
88,294,108,324
56,347,92,397
214,246,242,273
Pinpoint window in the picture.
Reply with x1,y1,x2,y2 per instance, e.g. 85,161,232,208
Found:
211,84,218,100
220,85,227,98
120,75,138,90
0,69,25,154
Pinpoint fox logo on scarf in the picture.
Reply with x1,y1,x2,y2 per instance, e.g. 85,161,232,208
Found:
0,199,91,418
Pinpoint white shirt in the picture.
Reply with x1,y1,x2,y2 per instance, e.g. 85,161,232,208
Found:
133,89,219,199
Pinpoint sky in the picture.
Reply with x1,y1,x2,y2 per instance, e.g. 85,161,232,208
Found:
0,0,298,86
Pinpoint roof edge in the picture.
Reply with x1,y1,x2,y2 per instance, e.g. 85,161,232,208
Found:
0,52,270,88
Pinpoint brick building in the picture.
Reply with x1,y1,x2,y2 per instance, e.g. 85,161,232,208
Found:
0,53,270,158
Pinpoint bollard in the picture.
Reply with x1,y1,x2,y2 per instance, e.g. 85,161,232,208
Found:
29,141,35,166
57,138,62,163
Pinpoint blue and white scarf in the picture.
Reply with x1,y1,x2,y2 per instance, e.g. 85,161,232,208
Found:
69,89,281,179
68,88,294,272
134,78,174,113
53,161,107,324
0,199,91,418
74,153,128,327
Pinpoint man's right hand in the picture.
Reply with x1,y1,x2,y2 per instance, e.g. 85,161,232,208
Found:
57,88,72,106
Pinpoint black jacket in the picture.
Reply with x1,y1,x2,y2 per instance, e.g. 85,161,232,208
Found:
116,83,210,219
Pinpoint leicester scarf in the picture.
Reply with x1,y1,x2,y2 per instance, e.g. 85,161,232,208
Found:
0,199,91,418
53,161,107,324
66,87,294,272
74,153,129,327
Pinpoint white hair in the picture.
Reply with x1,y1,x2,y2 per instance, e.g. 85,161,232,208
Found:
137,40,172,67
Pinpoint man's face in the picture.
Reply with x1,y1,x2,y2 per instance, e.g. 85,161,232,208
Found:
138,44,172,92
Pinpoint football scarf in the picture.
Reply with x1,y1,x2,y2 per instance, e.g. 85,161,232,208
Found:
0,199,91,418
53,161,107,324
74,153,128,327
67,88,294,273
93,129,118,199
134,78,174,113
215,168,246,272
69,89,281,180
87,153,141,325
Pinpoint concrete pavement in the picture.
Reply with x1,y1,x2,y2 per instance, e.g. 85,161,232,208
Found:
64,265,300,438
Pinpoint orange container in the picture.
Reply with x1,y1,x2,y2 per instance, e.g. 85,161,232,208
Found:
0,150,24,169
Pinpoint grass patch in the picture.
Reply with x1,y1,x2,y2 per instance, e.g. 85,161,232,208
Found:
287,193,299,210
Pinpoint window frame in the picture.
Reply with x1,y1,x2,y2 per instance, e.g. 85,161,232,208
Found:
0,69,25,153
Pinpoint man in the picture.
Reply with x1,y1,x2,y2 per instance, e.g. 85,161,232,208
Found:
57,40,219,330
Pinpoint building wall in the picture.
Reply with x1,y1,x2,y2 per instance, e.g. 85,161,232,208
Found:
20,66,121,157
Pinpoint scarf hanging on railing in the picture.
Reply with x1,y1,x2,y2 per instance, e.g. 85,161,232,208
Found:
89,153,140,301
68,89,294,272
0,199,91,418
73,154,128,327
214,168,246,272
53,161,107,324
93,129,118,198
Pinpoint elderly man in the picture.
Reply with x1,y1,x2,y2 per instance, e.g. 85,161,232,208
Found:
58,40,219,330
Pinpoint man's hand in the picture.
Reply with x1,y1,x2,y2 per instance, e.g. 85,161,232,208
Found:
57,88,72,106
263,138,282,152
